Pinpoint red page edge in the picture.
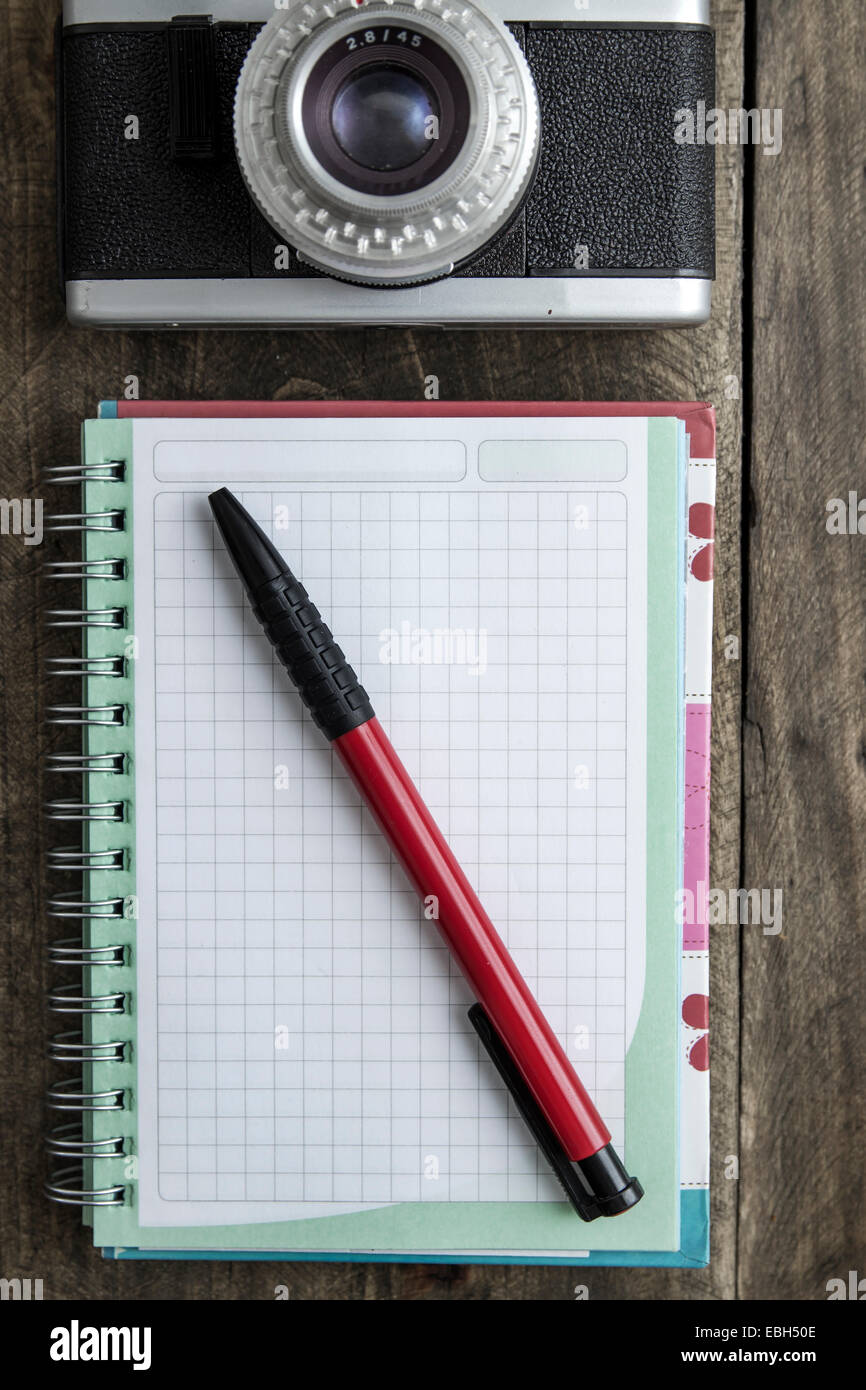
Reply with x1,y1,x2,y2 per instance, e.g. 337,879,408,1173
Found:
114,400,717,459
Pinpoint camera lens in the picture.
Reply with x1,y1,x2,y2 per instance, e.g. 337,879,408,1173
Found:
299,28,471,198
235,0,539,287
331,64,438,173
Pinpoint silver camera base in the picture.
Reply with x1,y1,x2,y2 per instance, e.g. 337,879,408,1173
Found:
66,277,711,331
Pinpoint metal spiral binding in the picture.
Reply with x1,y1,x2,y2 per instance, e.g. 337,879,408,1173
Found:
47,846,125,872
47,986,126,1015
45,1123,126,1159
45,609,126,630
45,800,125,822
43,1168,127,1208
43,460,126,485
45,753,125,776
47,655,126,679
46,704,125,727
46,939,126,967
44,468,132,1210
44,558,126,581
45,511,125,533
48,1033,128,1064
46,1079,126,1112
47,893,125,919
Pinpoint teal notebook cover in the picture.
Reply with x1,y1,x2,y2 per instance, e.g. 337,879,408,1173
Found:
73,412,704,1265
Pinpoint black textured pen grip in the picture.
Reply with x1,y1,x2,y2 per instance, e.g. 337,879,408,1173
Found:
251,571,374,741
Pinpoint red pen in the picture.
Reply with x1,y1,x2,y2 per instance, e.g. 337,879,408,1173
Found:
210,488,642,1220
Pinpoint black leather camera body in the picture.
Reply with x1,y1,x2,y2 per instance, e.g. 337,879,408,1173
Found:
59,1,715,328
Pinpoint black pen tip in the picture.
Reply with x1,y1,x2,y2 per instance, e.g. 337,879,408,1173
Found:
209,486,290,594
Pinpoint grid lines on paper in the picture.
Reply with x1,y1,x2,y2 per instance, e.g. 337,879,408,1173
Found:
152,487,628,1206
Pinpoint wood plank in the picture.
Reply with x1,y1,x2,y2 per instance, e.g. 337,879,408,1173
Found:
0,0,742,1298
739,0,866,1300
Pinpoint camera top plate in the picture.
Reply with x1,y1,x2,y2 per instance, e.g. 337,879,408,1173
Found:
63,1,712,30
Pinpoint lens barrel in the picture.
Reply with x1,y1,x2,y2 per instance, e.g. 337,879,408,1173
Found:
235,0,539,287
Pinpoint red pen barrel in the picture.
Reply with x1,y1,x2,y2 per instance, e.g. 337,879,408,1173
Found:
334,716,611,1163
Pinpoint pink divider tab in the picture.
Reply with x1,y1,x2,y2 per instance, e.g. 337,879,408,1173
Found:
683,702,712,951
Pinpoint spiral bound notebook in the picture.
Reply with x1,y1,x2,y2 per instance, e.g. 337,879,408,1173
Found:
44,401,714,1265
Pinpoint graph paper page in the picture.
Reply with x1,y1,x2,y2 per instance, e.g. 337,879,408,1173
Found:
130,415,650,1228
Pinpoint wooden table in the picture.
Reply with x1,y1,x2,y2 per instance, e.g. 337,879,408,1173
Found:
1,0,863,1299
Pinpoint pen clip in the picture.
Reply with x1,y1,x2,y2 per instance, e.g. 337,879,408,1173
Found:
468,1004,643,1222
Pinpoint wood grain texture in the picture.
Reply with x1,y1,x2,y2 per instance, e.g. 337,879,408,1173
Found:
739,0,866,1299
0,0,744,1299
